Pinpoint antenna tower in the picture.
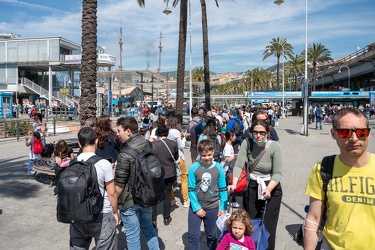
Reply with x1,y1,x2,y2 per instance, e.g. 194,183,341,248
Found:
118,23,123,71
157,29,164,74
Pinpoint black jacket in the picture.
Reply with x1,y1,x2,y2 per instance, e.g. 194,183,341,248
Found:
115,133,147,210
153,139,179,179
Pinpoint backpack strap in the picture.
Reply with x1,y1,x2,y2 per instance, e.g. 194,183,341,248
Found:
123,147,140,159
85,155,102,166
320,154,336,229
247,140,272,173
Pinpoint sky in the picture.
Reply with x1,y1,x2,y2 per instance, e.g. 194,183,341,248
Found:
0,0,374,73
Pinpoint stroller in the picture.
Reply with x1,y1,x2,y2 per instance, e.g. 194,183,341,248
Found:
217,194,270,250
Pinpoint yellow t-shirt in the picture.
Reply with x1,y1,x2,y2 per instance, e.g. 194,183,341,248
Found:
306,154,375,249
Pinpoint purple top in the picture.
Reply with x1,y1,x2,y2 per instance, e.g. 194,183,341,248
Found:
216,232,255,250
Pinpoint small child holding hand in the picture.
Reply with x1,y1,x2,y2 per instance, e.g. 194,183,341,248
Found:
222,130,237,173
217,209,255,250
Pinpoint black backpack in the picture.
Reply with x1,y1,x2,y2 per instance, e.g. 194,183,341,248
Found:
233,119,243,137
320,155,335,227
56,155,103,224
207,135,222,162
123,141,166,207
42,143,55,158
195,120,206,145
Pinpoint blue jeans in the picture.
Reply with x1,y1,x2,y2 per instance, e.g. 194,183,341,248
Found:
120,205,159,250
69,212,115,250
27,159,34,172
316,117,323,129
188,207,218,250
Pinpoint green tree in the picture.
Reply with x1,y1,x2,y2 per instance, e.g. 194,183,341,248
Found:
307,43,333,91
192,66,204,82
288,53,305,90
80,0,144,127
263,37,294,91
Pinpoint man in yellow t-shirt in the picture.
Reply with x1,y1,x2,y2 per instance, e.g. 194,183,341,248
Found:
305,107,375,250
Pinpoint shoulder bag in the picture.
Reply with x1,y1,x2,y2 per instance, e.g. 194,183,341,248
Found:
232,140,272,194
160,139,182,177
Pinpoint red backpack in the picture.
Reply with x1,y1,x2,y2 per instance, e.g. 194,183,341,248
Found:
33,140,43,154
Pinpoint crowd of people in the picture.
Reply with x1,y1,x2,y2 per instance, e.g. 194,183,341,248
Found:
24,102,375,249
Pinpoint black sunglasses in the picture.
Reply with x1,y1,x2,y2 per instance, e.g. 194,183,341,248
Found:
252,130,267,136
335,128,371,138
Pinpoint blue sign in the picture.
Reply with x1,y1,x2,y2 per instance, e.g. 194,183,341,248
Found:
310,91,369,97
248,91,370,99
169,92,189,98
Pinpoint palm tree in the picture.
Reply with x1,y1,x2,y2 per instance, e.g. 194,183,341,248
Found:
263,37,294,91
192,66,204,82
170,0,187,114
200,0,219,110
288,53,305,90
80,0,144,127
80,0,99,127
307,43,333,91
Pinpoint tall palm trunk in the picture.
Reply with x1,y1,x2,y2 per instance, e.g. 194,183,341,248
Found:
175,0,188,114
200,0,211,110
276,56,280,91
312,63,317,91
80,0,98,127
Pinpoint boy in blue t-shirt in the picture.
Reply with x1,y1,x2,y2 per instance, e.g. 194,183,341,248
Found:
188,139,228,250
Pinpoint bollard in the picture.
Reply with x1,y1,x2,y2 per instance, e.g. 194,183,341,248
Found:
53,117,56,136
4,121,7,138
16,120,20,141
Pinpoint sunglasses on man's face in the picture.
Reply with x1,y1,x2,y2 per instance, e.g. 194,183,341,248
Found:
335,128,371,138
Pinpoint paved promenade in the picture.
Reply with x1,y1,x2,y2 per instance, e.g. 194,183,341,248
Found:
0,116,374,250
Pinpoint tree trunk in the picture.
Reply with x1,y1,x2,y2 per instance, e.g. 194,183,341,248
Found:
80,0,98,127
276,56,280,91
312,63,317,91
176,0,188,115
201,0,211,111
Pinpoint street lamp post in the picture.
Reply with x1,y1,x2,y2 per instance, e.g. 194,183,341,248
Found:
276,0,308,133
250,70,253,104
63,75,71,121
303,0,309,136
338,65,351,90
268,43,286,118
109,73,118,116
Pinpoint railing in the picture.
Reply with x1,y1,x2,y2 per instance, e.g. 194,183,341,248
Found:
316,43,375,77
20,77,76,106
0,118,58,140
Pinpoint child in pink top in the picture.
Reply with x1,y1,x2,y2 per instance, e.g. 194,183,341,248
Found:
217,209,255,250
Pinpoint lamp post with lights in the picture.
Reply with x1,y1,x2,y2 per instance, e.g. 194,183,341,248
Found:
338,65,350,90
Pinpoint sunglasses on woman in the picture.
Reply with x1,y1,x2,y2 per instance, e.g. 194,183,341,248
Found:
335,128,371,138
252,130,267,136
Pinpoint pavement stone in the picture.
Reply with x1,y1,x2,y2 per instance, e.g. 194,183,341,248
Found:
0,115,374,249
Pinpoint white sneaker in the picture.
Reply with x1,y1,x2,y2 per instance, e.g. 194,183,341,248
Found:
27,170,35,176
183,201,190,208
